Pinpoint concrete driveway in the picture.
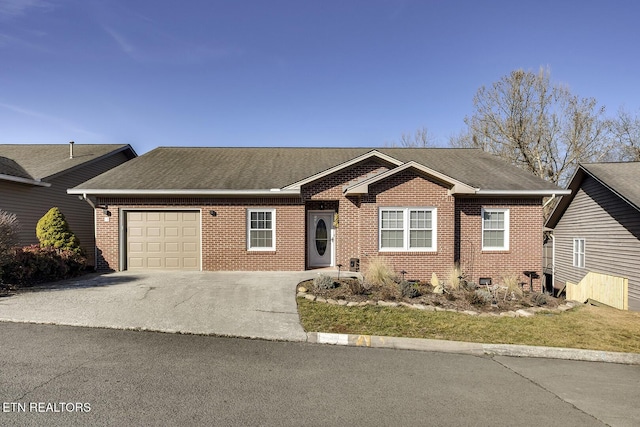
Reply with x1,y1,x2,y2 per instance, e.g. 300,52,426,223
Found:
0,271,316,341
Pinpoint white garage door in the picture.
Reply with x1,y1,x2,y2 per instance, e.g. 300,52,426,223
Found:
126,211,200,270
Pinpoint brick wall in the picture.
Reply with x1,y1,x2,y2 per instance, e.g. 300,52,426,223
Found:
95,197,305,271
455,198,544,291
94,164,545,287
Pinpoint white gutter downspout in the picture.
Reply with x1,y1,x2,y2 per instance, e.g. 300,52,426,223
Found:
551,233,556,293
542,193,557,210
79,193,98,269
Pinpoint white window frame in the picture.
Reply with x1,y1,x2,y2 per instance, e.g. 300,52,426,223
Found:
573,238,585,268
379,207,437,252
247,209,276,251
481,208,510,251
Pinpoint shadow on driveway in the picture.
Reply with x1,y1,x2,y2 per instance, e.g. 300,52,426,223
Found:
0,270,312,342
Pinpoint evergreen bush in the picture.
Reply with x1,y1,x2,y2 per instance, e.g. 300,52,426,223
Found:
36,207,82,254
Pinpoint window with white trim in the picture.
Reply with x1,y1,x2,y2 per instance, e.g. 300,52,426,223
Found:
482,208,509,250
379,208,437,251
573,238,585,268
247,209,275,250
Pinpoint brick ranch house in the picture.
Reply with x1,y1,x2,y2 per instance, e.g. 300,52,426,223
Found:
69,147,567,291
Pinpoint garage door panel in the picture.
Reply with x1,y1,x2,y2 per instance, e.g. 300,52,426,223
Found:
129,257,144,268
183,242,197,252
126,211,200,270
182,227,197,237
165,242,179,252
147,242,162,252
182,212,198,221
183,258,198,268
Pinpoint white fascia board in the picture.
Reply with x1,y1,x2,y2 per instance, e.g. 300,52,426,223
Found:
344,161,477,195
66,188,301,197
0,174,51,187
474,189,572,196
282,150,403,190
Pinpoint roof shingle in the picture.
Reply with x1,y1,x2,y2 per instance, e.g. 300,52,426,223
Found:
72,147,561,193
0,144,133,181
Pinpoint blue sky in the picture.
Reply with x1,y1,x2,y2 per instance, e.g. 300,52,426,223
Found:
1,0,639,154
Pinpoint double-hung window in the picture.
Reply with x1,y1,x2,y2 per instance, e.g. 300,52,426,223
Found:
482,208,509,251
247,209,275,251
573,238,585,268
379,208,437,251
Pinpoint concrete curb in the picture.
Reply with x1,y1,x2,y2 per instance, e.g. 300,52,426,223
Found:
307,332,640,365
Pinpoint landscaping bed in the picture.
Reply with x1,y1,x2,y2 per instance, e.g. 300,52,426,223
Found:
296,276,563,316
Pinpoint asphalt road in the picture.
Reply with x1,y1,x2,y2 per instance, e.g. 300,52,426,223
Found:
0,322,638,426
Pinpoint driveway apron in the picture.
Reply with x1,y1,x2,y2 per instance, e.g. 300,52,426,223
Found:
0,271,312,342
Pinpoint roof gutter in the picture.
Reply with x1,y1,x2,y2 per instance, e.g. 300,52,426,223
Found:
0,174,51,187
67,188,302,197
474,189,571,197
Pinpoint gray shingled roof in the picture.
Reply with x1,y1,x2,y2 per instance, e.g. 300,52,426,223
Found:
582,162,640,209
72,147,561,193
545,161,640,228
0,144,134,181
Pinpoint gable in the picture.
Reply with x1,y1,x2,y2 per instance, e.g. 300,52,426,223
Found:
547,163,640,229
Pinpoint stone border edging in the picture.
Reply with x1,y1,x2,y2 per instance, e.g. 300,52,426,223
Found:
307,332,640,365
297,291,579,317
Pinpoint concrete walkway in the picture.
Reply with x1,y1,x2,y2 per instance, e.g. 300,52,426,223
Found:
0,271,314,342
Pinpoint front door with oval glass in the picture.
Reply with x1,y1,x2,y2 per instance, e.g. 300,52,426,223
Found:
308,211,334,267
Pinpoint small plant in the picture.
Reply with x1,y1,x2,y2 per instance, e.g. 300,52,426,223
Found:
347,279,366,295
461,281,478,291
313,274,337,291
363,256,396,287
36,207,82,254
446,263,464,291
468,288,493,306
399,280,420,298
532,292,548,306
501,273,523,301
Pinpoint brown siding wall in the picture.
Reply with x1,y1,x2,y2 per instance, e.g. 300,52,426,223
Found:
456,198,544,291
554,176,640,311
0,151,131,267
95,198,306,272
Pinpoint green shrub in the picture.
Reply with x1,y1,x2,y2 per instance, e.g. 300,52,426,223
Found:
347,279,366,295
399,280,421,298
1,245,87,287
313,274,337,291
36,207,82,254
468,289,493,306
532,293,548,306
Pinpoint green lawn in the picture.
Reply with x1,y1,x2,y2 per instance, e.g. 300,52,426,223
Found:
297,298,640,353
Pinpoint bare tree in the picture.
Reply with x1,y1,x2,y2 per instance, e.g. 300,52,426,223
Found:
0,209,20,264
610,108,640,161
385,126,438,148
450,68,610,186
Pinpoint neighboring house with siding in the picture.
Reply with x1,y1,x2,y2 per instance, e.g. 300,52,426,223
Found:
69,147,566,291
0,143,137,267
546,162,640,311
